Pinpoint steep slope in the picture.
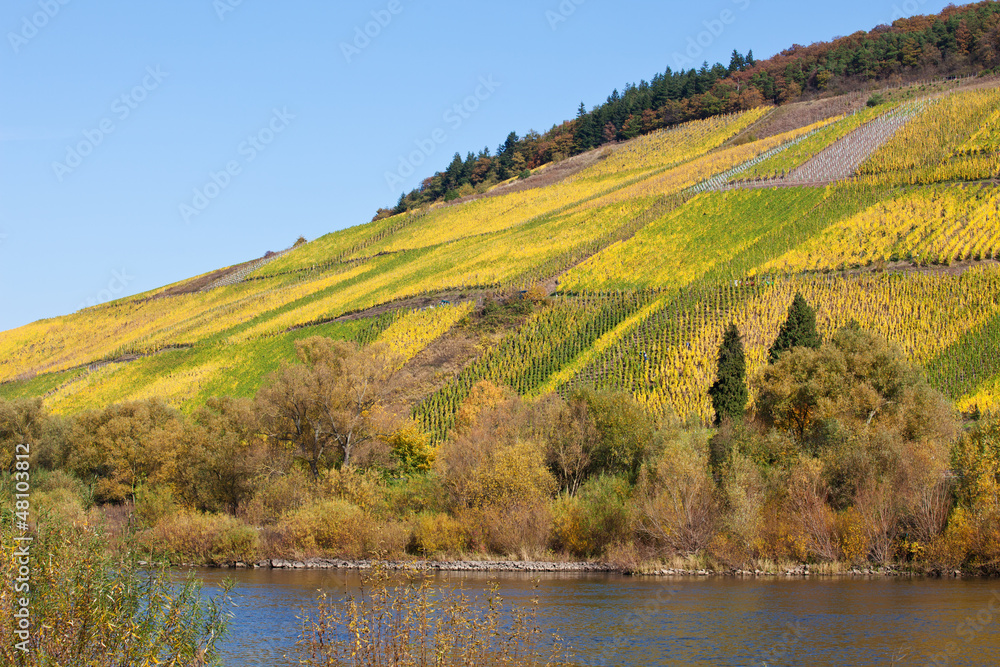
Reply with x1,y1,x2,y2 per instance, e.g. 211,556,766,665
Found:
2,82,1000,431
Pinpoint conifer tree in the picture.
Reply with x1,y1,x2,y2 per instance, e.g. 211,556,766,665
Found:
709,323,748,425
768,292,821,363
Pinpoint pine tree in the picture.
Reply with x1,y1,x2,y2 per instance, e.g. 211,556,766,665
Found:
728,49,746,74
768,292,821,363
709,323,748,425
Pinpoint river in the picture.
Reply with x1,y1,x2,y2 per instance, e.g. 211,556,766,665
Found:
192,568,1000,666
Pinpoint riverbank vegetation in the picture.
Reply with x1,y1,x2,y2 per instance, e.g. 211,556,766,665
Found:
3,306,998,576
0,509,232,666
298,569,563,667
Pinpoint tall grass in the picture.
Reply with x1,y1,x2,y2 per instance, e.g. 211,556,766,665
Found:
0,498,233,666
297,569,564,667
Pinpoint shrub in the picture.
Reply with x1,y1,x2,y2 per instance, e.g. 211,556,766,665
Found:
836,507,870,564
0,515,232,665
276,499,409,559
239,466,315,525
277,499,368,558
32,487,88,528
936,418,1000,570
387,426,435,475
719,453,767,562
411,512,467,557
385,472,447,515
134,483,179,528
635,436,718,556
573,390,653,482
319,466,388,513
785,456,837,562
551,475,631,557
139,511,259,564
457,503,552,557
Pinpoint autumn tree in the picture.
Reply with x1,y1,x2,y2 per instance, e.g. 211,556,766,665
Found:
0,397,45,471
256,337,400,477
708,324,748,426
435,381,557,554
172,397,269,513
754,326,957,510
436,381,539,507
67,400,182,504
529,393,601,496
573,389,653,483
635,435,718,556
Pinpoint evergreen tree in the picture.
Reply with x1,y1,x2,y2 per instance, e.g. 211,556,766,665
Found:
709,324,748,425
728,49,746,73
768,293,821,363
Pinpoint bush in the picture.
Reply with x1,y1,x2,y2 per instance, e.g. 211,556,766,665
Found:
867,93,886,106
785,456,837,562
935,418,1000,570
718,453,768,562
277,499,367,558
574,390,653,482
0,515,232,665
551,475,632,557
411,512,467,557
139,511,259,564
276,499,409,559
385,472,447,515
319,466,388,513
134,483,179,528
635,436,718,556
457,503,552,557
239,467,315,525
387,426,434,475
33,487,88,528
836,507,870,564
518,169,532,180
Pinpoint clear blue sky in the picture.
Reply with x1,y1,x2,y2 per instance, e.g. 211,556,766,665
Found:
0,0,952,332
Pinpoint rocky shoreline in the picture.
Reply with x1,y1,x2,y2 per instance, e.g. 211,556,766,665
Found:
149,558,970,578
242,558,619,573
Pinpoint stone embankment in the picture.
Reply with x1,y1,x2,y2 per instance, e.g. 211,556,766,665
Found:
252,559,618,572
151,559,968,577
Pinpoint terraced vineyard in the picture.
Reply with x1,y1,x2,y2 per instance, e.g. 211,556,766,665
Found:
3,81,1000,432
559,266,1000,423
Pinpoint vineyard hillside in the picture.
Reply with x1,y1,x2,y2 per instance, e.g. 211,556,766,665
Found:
3,78,1000,433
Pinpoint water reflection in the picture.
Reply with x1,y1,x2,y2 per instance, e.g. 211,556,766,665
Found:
191,568,1000,666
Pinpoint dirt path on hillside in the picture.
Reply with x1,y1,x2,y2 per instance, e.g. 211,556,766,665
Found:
841,258,1000,278
385,328,483,416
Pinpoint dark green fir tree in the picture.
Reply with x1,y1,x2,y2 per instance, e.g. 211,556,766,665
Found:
768,292,821,363
709,323,748,425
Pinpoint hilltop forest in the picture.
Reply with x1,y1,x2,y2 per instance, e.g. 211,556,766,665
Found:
382,0,1000,215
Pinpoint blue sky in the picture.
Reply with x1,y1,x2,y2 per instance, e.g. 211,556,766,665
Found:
0,0,952,332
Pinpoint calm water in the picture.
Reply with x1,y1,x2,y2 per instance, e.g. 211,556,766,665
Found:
192,568,1000,666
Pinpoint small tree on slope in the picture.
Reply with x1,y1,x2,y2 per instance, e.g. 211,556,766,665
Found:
768,292,821,363
709,323,748,425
